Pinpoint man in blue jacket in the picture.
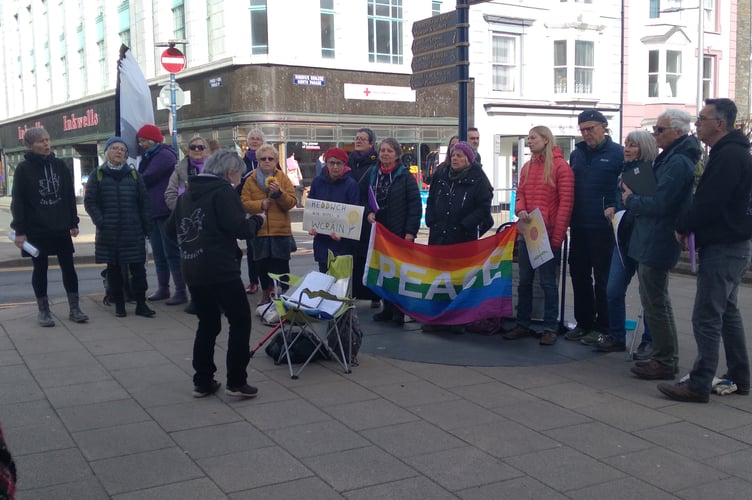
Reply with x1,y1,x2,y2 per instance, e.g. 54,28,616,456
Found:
624,109,699,381
564,110,623,344
660,98,752,402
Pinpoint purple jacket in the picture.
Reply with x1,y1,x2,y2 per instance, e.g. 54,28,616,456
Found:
138,143,178,219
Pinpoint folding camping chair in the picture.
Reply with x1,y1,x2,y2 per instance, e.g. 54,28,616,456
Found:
268,251,355,379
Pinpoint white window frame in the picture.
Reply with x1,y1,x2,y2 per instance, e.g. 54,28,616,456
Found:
368,0,403,64
492,33,518,92
647,49,683,99
553,39,594,96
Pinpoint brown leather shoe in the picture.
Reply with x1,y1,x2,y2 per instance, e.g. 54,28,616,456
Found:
539,331,557,346
657,381,709,403
631,360,675,380
503,325,531,340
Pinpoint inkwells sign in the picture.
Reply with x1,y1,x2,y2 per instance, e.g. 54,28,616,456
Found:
62,109,100,131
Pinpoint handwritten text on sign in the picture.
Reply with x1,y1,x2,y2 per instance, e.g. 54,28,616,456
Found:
303,199,364,241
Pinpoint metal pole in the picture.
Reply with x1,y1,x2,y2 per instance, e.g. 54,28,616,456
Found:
696,1,705,113
170,72,178,149
457,0,469,141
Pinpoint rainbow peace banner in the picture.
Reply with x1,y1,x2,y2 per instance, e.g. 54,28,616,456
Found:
364,222,517,325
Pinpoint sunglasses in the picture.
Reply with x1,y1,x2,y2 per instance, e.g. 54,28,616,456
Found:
189,144,206,151
259,156,276,161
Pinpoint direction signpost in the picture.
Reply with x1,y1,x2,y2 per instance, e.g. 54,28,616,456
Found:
410,10,463,90
159,46,186,149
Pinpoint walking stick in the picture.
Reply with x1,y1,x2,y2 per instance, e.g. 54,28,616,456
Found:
250,320,284,357
558,233,570,335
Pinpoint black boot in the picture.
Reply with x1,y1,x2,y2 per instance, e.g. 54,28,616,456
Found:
67,292,89,323
115,300,127,317
36,296,55,327
135,292,156,318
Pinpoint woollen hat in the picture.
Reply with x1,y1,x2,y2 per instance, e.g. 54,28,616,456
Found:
578,109,607,125
450,141,475,164
105,136,128,154
137,124,164,143
324,147,348,164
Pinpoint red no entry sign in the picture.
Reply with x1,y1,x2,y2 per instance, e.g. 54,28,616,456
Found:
160,47,186,73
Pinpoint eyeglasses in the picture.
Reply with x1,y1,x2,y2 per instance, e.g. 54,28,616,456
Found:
109,146,127,152
259,156,275,161
696,115,720,123
579,125,601,135
652,126,669,133
189,145,206,151
354,136,369,142
327,160,345,166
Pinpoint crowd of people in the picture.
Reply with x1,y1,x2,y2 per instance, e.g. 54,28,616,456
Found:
8,97,752,406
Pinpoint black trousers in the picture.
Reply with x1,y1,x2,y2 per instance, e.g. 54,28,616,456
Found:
568,226,613,332
32,252,78,297
107,262,147,299
190,278,251,388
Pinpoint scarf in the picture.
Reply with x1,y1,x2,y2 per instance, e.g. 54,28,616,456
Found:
105,160,125,171
189,158,204,175
448,165,471,182
255,168,270,193
349,147,377,165
379,162,398,174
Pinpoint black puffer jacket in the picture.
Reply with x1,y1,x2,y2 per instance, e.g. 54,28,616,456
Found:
166,175,265,286
425,162,493,245
84,164,152,264
367,165,422,238
349,148,379,250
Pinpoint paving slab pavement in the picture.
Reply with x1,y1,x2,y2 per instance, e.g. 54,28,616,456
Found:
3,195,752,498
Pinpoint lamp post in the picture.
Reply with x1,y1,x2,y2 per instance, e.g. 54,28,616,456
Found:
696,1,705,113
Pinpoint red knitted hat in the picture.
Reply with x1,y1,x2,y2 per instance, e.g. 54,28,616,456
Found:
137,124,164,143
324,147,348,164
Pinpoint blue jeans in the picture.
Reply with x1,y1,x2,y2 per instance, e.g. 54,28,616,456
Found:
688,240,752,394
517,241,559,331
151,217,181,274
606,246,651,343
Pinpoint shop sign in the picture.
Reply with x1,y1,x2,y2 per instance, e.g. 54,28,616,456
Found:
62,109,100,132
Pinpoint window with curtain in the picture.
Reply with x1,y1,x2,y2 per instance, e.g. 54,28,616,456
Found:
492,34,517,92
321,0,335,58
553,40,567,94
648,50,659,97
250,0,269,55
553,40,593,94
702,54,715,100
703,0,715,29
574,40,594,93
665,50,681,97
368,0,403,64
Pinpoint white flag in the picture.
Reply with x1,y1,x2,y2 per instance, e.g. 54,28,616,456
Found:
117,45,154,162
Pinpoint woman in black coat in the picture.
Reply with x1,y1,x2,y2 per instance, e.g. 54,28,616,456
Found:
426,141,493,245
365,137,422,325
10,127,88,326
84,137,154,318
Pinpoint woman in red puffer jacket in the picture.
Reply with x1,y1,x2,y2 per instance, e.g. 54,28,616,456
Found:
503,125,574,346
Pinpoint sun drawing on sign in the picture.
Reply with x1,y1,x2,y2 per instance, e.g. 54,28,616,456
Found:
347,210,359,224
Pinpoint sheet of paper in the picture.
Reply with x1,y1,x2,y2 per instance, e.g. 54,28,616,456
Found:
517,208,553,269
302,199,364,241
611,210,626,267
